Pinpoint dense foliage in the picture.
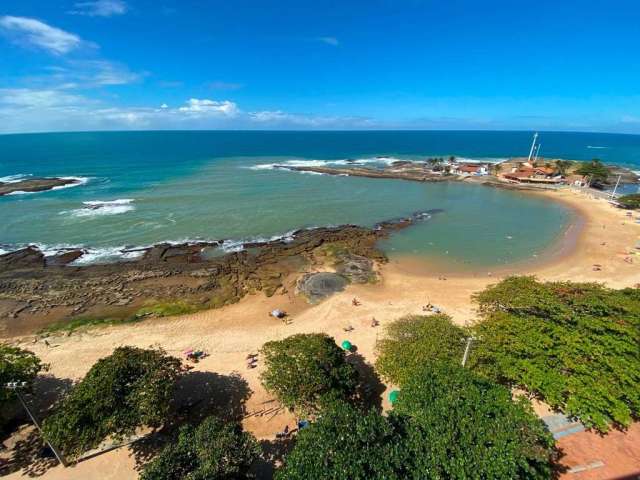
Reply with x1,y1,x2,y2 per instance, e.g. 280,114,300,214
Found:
555,159,573,176
141,416,260,480
276,400,406,480
0,343,45,407
375,314,467,385
260,333,358,413
42,346,184,458
394,362,556,479
618,193,640,209
278,365,555,479
470,276,640,431
575,158,609,184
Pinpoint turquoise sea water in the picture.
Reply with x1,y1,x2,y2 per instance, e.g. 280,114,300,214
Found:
1,131,639,267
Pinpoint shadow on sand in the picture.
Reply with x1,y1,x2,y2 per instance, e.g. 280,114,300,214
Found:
0,375,73,477
129,370,252,472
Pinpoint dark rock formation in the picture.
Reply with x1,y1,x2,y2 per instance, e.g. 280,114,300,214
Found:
0,177,81,196
45,250,85,267
297,272,348,303
0,247,45,270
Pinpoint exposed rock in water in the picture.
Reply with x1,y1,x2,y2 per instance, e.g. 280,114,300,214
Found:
0,177,81,196
0,247,45,269
45,249,85,267
297,272,348,303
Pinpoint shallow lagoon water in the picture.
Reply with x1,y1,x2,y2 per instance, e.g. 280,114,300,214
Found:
1,130,619,266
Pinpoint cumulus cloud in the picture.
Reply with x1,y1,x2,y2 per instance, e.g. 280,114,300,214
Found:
69,0,128,17
0,16,82,55
178,98,239,117
317,36,339,46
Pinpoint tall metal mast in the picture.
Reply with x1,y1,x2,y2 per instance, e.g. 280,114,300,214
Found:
527,132,539,163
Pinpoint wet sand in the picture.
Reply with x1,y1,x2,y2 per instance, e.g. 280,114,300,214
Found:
2,187,639,479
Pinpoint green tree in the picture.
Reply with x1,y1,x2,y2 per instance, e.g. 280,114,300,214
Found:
555,159,573,176
260,333,358,413
575,158,609,185
43,346,184,458
0,344,46,408
375,314,467,385
275,401,407,480
278,366,556,480
618,193,640,209
470,276,640,432
141,416,260,480
393,362,556,479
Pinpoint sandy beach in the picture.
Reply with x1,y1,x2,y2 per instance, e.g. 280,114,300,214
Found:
2,187,639,479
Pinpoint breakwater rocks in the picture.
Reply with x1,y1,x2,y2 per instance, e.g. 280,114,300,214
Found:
0,177,82,196
0,212,436,334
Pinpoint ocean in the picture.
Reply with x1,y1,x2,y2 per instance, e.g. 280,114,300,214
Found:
1,130,639,267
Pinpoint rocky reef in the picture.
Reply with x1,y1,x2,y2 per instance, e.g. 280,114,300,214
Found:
0,211,436,335
0,177,81,196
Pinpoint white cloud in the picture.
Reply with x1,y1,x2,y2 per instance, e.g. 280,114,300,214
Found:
178,98,239,117
160,103,169,109
317,36,339,46
34,61,142,88
69,0,128,17
0,88,87,108
0,16,82,54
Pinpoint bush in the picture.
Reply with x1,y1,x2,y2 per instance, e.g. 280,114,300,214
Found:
575,158,609,184
275,401,406,480
260,333,358,413
470,276,640,431
141,416,260,480
375,314,467,385
393,362,556,479
0,344,45,407
618,193,640,210
42,346,184,458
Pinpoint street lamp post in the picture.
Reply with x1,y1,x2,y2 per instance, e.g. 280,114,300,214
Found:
3,382,67,467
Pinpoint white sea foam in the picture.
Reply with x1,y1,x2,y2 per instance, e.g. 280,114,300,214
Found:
220,229,299,253
71,247,144,265
0,173,32,183
587,146,608,149
62,198,135,218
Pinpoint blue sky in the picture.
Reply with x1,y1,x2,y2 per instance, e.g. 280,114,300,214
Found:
1,0,639,133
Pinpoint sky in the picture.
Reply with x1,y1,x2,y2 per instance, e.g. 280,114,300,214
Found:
1,0,640,134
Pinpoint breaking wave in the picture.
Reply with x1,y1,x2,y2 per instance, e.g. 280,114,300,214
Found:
62,198,135,218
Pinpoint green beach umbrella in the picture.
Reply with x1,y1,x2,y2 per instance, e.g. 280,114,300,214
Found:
341,340,352,351
389,390,400,404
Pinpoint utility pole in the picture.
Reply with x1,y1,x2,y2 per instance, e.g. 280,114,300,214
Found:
527,132,538,164
4,382,67,467
610,174,622,199
461,336,476,367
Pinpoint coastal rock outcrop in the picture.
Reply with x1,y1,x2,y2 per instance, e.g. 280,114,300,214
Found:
0,211,435,334
0,177,81,196
0,247,45,269
297,272,348,303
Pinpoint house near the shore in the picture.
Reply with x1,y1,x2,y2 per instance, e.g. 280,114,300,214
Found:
452,163,489,176
503,164,563,185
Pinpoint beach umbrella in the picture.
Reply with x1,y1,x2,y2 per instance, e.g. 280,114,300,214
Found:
389,390,400,404
341,340,352,351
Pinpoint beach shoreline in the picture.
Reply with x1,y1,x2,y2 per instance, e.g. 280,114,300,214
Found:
1,185,639,480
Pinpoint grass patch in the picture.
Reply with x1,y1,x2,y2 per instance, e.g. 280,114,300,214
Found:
135,300,202,318
39,315,139,334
